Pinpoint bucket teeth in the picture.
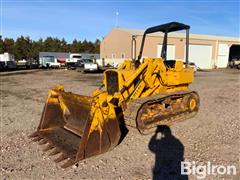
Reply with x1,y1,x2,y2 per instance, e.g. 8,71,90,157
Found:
28,131,39,138
49,148,60,156
43,143,54,151
38,139,48,145
29,131,78,168
54,153,69,163
32,136,43,142
61,159,76,168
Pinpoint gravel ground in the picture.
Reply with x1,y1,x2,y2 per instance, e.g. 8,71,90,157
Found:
0,69,239,180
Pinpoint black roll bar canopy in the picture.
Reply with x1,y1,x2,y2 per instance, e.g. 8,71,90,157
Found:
137,22,190,65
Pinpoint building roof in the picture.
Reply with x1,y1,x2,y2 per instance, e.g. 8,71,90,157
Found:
116,28,240,42
39,52,100,58
39,52,70,58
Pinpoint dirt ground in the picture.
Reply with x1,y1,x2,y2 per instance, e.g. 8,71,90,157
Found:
0,69,239,180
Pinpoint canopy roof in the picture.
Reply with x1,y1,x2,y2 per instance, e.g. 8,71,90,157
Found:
145,22,190,34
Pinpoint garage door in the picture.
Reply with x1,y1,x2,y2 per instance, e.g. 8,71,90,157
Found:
157,45,175,60
189,44,213,69
217,44,229,68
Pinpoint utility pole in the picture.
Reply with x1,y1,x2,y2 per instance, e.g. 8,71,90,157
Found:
115,12,119,27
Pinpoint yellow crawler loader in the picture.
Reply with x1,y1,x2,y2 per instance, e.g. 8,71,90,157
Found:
30,22,200,168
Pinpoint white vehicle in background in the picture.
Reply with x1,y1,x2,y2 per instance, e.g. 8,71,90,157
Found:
77,59,99,72
68,53,82,63
39,56,61,68
228,57,240,69
16,59,27,69
66,54,83,69
0,52,17,70
0,52,15,62
84,62,98,72
66,53,100,70
184,62,198,73
189,62,198,72
67,53,95,64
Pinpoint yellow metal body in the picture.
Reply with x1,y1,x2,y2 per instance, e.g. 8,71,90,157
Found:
80,57,194,136
100,58,194,112
50,57,194,139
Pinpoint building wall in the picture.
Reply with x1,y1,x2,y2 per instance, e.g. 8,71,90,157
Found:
100,29,132,59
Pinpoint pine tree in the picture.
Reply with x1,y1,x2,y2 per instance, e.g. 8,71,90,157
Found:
1,36,101,60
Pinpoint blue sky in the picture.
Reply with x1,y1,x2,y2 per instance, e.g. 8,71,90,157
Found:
1,0,239,42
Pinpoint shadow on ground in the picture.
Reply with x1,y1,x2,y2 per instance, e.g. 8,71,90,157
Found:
148,125,188,180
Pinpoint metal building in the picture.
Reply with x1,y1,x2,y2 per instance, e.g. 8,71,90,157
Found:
100,28,240,69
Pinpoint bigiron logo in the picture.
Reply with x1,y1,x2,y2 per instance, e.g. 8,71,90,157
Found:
181,161,237,179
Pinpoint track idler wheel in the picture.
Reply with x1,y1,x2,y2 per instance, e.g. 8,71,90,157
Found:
186,93,200,112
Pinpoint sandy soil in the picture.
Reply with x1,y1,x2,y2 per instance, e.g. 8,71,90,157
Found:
0,69,239,180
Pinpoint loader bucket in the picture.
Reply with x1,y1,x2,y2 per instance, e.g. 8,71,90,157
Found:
29,86,121,168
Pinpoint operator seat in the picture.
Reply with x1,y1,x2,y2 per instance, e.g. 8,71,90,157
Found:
164,60,176,68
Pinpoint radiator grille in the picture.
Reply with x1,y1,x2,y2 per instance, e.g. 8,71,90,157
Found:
106,71,119,95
